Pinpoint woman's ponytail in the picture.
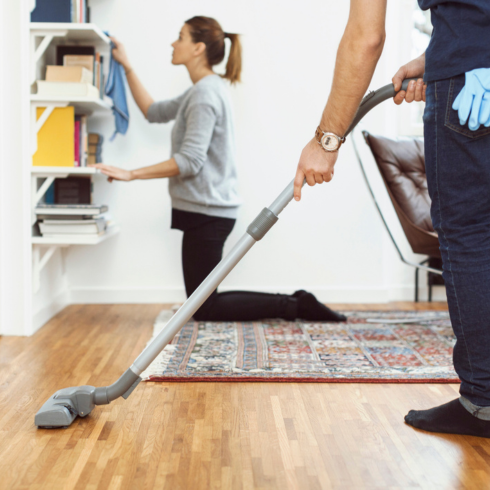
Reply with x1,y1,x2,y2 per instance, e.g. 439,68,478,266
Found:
223,33,242,85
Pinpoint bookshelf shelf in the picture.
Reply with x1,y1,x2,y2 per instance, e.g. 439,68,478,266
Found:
30,23,110,48
32,225,120,245
31,166,100,177
30,95,112,114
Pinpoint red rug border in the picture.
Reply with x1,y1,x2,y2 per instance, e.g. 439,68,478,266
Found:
146,375,460,384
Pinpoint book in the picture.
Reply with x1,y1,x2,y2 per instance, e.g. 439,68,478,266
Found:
99,55,105,98
63,55,95,75
88,133,103,144
54,177,92,204
80,115,88,166
33,107,75,167
74,119,80,166
94,53,100,91
36,81,100,98
56,0,88,23
36,213,108,220
45,66,93,84
39,218,106,235
31,0,71,22
35,204,108,216
45,182,55,204
56,46,95,67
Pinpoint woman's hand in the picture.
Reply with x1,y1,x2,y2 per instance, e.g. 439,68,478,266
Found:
109,36,131,71
392,53,426,105
90,164,133,183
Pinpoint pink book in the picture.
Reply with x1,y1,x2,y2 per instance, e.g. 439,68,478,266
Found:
74,120,80,166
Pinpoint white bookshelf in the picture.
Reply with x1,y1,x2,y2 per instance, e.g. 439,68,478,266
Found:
31,166,100,177
32,225,120,245
30,22,110,49
30,94,112,113
28,18,119,322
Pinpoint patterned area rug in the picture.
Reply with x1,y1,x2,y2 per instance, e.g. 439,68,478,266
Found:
141,310,458,383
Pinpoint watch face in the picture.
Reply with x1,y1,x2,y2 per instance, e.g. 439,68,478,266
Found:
321,133,339,151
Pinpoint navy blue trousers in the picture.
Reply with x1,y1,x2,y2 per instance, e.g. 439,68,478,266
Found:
424,74,490,405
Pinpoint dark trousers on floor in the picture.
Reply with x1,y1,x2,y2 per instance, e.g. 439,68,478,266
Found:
424,74,490,406
174,209,296,322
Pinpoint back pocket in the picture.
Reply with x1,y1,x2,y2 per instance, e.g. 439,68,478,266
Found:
445,76,490,139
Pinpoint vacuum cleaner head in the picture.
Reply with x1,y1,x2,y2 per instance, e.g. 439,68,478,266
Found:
35,385,96,429
35,368,142,429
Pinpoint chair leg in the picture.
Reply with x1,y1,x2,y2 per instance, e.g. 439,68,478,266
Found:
415,267,419,303
428,276,433,303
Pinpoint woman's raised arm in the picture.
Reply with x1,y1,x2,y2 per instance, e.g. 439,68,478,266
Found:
110,36,154,118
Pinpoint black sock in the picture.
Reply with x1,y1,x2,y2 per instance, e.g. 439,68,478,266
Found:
404,398,490,438
292,290,347,322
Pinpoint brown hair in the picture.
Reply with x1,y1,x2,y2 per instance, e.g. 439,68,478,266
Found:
185,16,242,84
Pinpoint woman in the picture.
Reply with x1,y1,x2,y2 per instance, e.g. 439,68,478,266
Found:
94,16,345,323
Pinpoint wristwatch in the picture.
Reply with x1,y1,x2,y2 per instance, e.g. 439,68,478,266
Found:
315,126,346,152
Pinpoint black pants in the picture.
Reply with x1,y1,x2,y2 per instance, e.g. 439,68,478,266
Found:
173,209,297,321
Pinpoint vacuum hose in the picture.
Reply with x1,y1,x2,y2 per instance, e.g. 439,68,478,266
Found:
345,78,417,137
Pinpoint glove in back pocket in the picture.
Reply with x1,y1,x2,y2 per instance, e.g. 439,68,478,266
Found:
445,77,490,139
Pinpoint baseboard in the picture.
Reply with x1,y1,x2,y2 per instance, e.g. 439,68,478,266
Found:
387,285,447,303
31,289,70,335
70,287,187,304
69,284,447,305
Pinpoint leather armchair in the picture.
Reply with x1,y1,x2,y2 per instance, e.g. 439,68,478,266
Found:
360,131,443,301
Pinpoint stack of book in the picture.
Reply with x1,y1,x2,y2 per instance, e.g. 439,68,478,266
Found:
88,134,103,165
35,204,111,237
32,102,103,167
36,45,105,100
31,0,91,23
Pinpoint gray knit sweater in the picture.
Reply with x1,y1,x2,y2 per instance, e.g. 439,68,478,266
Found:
147,74,241,218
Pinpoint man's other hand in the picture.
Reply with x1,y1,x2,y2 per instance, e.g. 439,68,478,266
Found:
393,52,426,105
294,138,339,201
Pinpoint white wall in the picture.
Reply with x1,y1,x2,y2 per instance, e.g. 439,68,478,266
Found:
0,0,73,335
0,0,32,335
62,0,443,304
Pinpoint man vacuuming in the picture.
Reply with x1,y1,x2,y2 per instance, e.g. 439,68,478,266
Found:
294,0,490,437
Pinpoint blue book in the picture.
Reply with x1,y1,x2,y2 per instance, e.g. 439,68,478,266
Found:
31,0,71,23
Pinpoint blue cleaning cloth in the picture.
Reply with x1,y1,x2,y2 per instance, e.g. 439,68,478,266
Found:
452,68,490,131
105,35,129,140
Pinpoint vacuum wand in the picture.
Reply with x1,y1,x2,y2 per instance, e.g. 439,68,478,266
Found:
34,78,417,429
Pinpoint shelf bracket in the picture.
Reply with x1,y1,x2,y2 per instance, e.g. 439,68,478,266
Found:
30,30,67,86
34,176,55,207
32,245,58,293
31,175,55,225
34,34,54,63
35,105,55,134
31,175,56,225
31,102,68,157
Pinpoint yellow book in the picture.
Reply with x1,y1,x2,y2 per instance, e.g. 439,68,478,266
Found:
33,106,75,167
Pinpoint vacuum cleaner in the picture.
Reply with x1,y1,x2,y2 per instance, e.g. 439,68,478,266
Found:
35,78,416,429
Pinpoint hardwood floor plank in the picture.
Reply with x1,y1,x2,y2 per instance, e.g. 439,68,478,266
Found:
4,302,490,490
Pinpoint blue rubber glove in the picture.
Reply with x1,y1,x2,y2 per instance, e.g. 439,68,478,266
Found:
452,68,490,130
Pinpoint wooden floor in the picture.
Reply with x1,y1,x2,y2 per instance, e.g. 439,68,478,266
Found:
2,302,490,490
